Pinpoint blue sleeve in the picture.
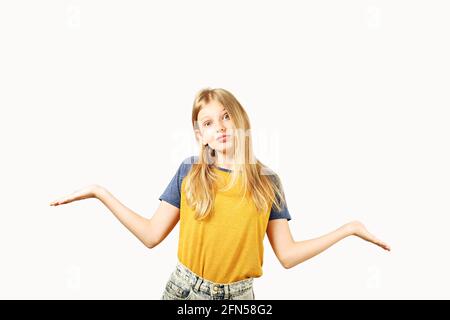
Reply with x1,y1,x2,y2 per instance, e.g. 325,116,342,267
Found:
158,156,196,208
269,174,292,221
269,201,292,221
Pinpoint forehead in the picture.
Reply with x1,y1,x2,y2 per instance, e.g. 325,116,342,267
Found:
198,101,226,119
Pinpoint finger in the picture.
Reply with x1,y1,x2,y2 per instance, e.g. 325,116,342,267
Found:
50,196,72,206
366,232,388,250
372,237,391,251
366,234,382,245
50,200,61,206
58,197,73,205
380,241,391,251
358,232,389,251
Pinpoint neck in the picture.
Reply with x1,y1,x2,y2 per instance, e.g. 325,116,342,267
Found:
215,150,235,170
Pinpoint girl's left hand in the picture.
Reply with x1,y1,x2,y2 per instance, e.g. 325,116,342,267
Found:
345,220,391,251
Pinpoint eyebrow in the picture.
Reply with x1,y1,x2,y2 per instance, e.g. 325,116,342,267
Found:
199,108,227,122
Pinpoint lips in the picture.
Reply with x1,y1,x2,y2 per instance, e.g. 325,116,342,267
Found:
217,135,229,142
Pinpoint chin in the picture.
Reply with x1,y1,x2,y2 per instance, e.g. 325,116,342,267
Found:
213,142,234,153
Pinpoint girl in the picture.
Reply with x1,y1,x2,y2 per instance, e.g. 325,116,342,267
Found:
50,88,391,300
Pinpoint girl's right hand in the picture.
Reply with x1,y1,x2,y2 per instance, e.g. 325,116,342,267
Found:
49,184,104,206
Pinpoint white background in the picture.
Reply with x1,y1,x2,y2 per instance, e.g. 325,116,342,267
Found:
0,0,449,299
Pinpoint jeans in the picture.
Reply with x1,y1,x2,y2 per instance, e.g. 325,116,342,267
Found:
161,260,255,300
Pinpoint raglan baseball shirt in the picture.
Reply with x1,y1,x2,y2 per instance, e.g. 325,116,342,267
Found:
159,155,291,284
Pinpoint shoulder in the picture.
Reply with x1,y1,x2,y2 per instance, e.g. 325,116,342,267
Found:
181,155,199,165
259,165,282,185
180,155,198,169
176,155,198,177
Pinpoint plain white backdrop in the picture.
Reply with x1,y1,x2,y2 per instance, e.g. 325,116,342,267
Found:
0,0,449,299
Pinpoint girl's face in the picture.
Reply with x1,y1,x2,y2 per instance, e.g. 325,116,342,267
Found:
196,100,235,154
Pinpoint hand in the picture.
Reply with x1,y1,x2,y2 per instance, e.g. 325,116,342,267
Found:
345,220,391,251
49,184,104,206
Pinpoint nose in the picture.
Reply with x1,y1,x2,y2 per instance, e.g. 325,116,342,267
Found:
216,124,225,133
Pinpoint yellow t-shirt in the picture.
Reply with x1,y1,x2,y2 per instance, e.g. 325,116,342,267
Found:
159,156,291,284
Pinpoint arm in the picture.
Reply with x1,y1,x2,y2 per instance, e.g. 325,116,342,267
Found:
96,187,180,249
50,184,180,249
267,219,390,269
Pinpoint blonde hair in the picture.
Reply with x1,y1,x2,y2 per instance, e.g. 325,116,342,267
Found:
184,87,287,220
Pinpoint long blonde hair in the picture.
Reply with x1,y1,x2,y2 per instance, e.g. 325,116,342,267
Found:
184,87,287,220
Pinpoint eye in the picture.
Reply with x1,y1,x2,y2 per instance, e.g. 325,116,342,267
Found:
203,121,211,127
224,113,230,120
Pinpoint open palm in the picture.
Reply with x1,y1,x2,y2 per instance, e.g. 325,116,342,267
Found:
49,184,101,206
347,220,391,251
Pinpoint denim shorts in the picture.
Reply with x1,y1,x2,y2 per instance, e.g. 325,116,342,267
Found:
161,260,255,300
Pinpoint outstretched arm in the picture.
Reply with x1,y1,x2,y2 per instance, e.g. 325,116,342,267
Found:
267,219,390,269
50,184,180,248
